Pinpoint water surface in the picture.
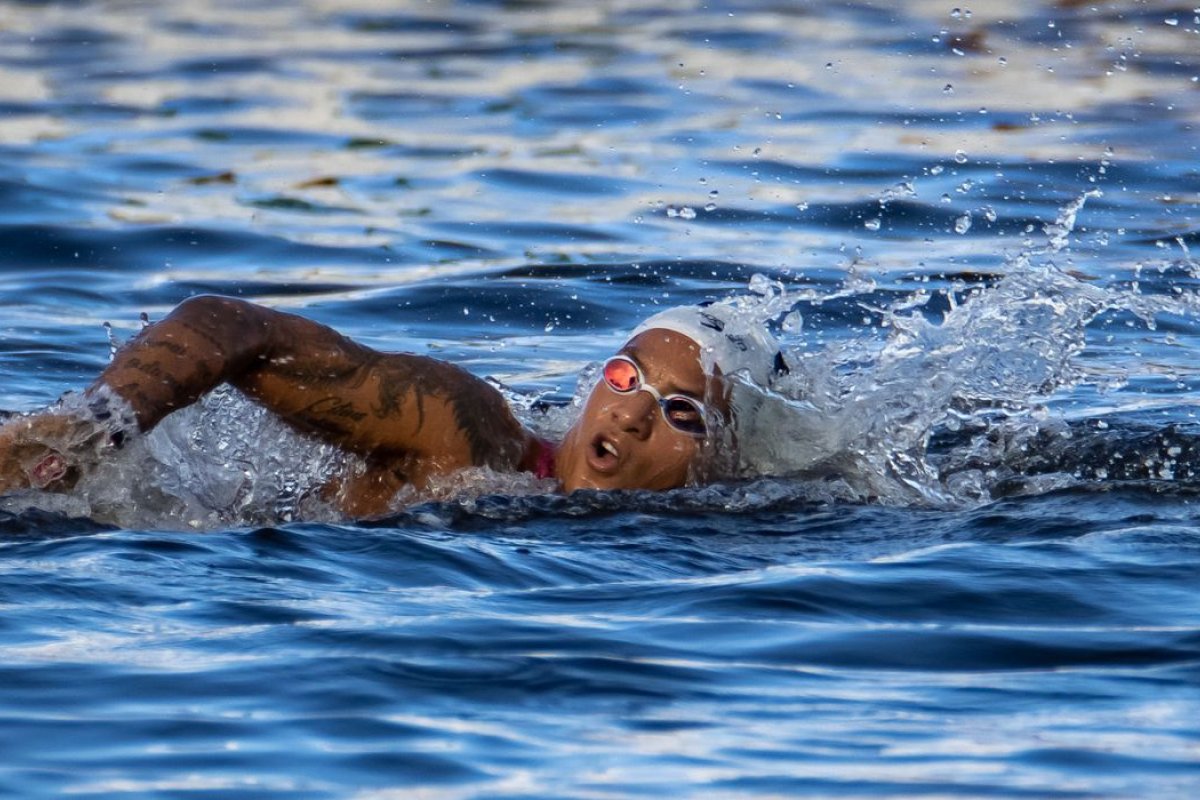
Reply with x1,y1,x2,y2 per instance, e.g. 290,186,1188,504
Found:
2,1,1200,796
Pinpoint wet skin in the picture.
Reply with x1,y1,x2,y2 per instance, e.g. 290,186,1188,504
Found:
556,330,712,492
0,297,716,516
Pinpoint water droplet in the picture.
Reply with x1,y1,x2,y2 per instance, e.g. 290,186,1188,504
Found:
880,181,917,205
982,206,998,222
103,321,118,361
748,274,775,295
782,311,803,333
864,218,882,231
940,193,953,204
544,321,555,332
930,165,945,175
704,203,717,212
1165,17,1179,25
796,202,809,212
679,206,697,220
954,149,968,164
954,213,973,234
943,83,954,93
998,56,1008,66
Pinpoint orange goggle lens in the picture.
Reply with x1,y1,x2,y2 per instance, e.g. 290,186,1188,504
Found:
602,356,641,392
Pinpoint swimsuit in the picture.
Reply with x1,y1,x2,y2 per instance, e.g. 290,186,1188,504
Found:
529,437,557,480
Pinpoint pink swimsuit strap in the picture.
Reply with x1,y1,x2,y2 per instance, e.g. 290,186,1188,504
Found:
530,438,557,481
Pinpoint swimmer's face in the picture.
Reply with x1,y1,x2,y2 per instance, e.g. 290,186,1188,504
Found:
556,329,720,493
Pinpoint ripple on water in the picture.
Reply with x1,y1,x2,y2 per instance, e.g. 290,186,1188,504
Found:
2,0,1200,796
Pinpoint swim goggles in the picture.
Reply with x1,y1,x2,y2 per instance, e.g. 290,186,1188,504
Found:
601,355,709,437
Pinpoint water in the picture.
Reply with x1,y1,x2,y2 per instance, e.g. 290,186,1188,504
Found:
2,0,1200,796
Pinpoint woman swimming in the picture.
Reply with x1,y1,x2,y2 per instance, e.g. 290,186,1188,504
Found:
0,296,783,516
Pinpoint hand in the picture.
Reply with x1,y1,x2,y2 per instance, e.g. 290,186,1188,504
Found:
0,413,109,494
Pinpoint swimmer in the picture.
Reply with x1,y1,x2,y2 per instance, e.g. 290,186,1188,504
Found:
0,296,785,517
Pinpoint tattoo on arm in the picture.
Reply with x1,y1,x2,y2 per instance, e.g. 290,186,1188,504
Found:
301,396,368,424
369,359,519,468
372,370,417,422
146,339,187,357
178,320,229,353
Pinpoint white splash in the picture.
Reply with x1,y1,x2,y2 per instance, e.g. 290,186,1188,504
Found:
710,191,1200,507
51,387,350,530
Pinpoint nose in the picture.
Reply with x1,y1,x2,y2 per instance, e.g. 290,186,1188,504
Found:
610,389,658,439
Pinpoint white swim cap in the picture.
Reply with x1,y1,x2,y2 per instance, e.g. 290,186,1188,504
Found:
630,302,786,386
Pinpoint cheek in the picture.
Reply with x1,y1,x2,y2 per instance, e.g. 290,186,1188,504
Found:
640,434,700,486
579,386,612,422
664,436,698,463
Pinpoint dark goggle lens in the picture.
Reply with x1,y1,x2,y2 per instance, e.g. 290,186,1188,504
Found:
662,396,707,435
603,357,641,392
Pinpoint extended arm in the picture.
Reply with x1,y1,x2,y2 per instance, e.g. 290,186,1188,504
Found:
1,296,535,500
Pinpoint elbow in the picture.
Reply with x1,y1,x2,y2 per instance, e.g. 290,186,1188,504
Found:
164,295,274,358
169,295,273,341
171,294,259,325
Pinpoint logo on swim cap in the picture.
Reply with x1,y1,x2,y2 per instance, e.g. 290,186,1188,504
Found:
698,312,725,333
630,302,786,386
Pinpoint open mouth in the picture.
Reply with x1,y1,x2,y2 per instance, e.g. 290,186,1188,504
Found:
586,433,621,474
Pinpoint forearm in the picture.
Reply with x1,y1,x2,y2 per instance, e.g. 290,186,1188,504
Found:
93,295,278,431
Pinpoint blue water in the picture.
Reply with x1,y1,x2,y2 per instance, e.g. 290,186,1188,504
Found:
2,0,1200,796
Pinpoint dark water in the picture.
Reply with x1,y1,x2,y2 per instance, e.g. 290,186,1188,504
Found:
2,1,1200,796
